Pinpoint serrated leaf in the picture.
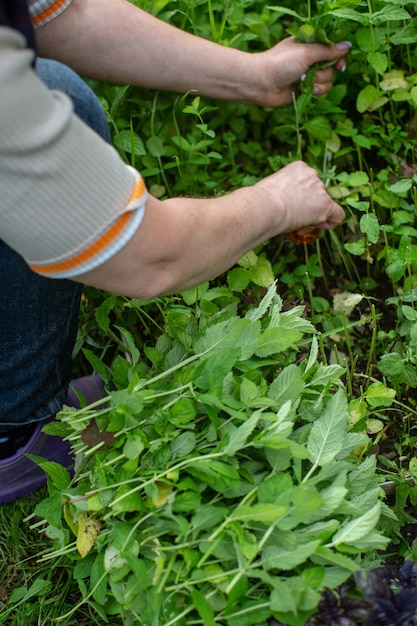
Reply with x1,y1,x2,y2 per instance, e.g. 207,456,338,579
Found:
304,336,319,373
267,5,304,20
310,485,348,522
268,364,303,404
147,480,174,507
123,435,145,460
193,317,247,355
230,503,287,524
195,348,241,394
246,281,280,321
357,85,388,113
191,589,216,626
360,213,380,244
365,381,395,407
351,531,390,550
248,257,275,287
306,363,345,387
8,578,52,604
270,578,301,614
94,295,117,333
346,171,369,187
388,178,413,194
235,319,261,361
371,5,410,24
338,432,369,456
280,306,315,333
238,250,258,269
113,130,146,156
224,410,262,455
81,348,110,384
192,504,229,533
227,267,250,292
307,390,348,466
170,431,197,459
331,8,369,24
33,492,64,527
170,397,197,425
314,545,358,571
255,327,302,358
115,325,140,365
378,353,405,377
330,502,381,546
262,540,320,571
26,454,72,490
345,240,366,256
188,460,241,493
367,52,387,76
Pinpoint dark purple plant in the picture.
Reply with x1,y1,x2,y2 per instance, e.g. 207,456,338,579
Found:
305,588,372,626
354,562,417,626
269,561,417,626
398,561,417,591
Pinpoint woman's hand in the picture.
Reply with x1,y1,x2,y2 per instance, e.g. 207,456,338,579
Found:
251,36,351,107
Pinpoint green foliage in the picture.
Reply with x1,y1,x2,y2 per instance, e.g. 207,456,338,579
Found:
35,285,391,625
14,0,417,623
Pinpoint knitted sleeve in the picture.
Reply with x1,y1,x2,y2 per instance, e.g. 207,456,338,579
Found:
27,0,73,28
0,27,148,279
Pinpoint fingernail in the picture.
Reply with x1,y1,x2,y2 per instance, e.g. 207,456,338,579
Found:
341,62,346,72
300,73,307,82
336,41,352,51
313,86,321,95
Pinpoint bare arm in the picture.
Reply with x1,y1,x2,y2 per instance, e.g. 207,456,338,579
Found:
34,0,350,106
77,161,345,299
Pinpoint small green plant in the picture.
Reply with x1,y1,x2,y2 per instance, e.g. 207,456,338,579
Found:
8,0,417,623
28,284,396,626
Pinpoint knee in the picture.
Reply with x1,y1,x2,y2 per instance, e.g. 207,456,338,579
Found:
35,58,111,142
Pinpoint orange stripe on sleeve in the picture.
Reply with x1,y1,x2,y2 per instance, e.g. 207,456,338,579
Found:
31,0,71,25
130,176,146,202
29,211,132,274
29,176,147,275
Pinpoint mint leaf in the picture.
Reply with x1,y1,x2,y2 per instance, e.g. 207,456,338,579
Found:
307,390,348,467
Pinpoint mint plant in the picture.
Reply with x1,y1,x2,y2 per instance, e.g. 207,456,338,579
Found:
13,0,417,623
29,284,395,626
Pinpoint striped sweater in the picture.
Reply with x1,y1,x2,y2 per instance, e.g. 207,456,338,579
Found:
0,0,148,279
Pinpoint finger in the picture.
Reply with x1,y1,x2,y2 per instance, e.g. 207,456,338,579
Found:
335,56,347,72
326,41,352,61
315,66,337,84
313,81,335,96
300,40,352,69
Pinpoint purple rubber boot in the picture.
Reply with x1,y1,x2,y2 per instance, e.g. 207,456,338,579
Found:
0,375,106,505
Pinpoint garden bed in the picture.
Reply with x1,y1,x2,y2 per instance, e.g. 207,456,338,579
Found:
3,0,417,624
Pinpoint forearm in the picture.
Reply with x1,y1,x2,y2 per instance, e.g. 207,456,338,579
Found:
78,188,278,299
34,0,264,103
76,160,345,300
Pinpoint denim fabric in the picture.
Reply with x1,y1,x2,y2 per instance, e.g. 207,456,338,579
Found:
0,59,110,431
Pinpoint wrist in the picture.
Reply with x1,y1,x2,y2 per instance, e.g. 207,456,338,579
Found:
230,179,287,240
233,52,269,105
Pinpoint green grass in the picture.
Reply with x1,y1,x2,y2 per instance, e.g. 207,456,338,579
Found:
0,490,123,625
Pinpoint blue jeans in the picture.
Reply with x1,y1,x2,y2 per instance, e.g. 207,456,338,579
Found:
0,59,110,431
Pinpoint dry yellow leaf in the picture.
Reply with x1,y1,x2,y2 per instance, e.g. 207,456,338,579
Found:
76,512,100,557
